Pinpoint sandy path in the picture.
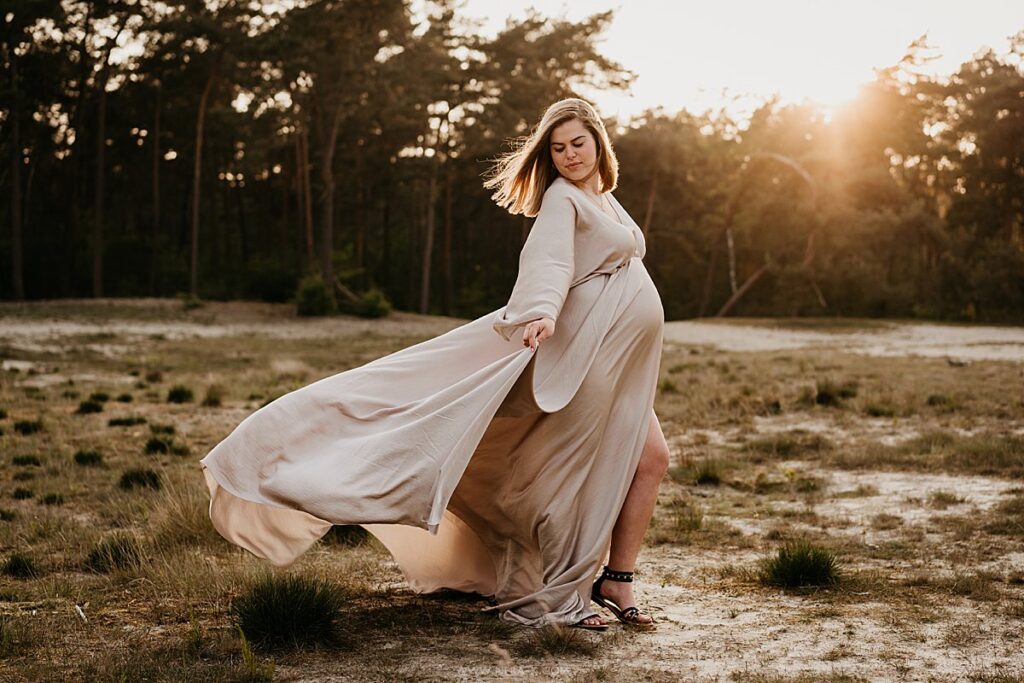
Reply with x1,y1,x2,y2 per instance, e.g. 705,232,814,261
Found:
663,320,1024,362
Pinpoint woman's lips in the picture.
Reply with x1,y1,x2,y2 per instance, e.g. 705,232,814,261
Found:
567,162,581,169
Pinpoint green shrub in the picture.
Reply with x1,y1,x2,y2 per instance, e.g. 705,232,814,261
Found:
202,384,225,408
11,455,41,467
231,574,347,651
86,532,144,572
39,493,64,506
759,539,841,588
119,468,162,491
166,385,194,403
0,408,6,419
88,392,110,403
76,400,103,414
13,420,43,435
74,450,103,466
115,393,133,403
339,287,392,318
295,275,336,317
108,416,146,427
694,458,721,486
2,554,38,579
145,437,171,455
12,488,32,500
0,509,16,522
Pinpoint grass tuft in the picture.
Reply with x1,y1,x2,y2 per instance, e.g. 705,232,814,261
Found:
12,488,33,500
39,492,64,506
12,454,41,467
108,415,146,427
513,624,599,658
202,384,226,407
115,393,133,403
86,532,144,572
759,539,842,589
322,525,370,547
167,385,194,403
88,391,110,403
119,468,162,491
75,400,103,414
73,449,104,466
231,573,348,651
2,553,39,579
13,419,43,435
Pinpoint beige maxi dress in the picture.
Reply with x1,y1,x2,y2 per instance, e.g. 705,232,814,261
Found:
200,175,665,627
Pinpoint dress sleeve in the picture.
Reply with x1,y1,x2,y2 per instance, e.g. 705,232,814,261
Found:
492,188,576,342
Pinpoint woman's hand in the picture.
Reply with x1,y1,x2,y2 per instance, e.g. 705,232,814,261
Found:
522,317,555,351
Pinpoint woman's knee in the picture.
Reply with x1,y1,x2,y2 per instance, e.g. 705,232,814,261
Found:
638,438,670,480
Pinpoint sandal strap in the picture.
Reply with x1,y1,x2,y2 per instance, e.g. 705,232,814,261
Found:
601,566,634,583
621,606,640,621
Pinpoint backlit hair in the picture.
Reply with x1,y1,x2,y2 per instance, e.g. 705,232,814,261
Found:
483,97,619,217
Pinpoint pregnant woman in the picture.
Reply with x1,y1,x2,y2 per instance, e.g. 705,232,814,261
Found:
200,97,669,631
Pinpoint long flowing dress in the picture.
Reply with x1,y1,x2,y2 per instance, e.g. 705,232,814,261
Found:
199,175,665,627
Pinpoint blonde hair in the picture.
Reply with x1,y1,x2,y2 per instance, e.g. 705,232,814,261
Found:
483,98,619,217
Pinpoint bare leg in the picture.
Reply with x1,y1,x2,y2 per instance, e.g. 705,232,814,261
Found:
597,409,670,621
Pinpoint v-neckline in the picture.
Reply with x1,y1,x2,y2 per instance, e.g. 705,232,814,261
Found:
564,180,627,229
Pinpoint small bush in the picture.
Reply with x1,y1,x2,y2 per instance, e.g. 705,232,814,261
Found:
0,509,16,522
11,455,41,467
322,525,370,547
814,378,857,406
864,402,895,417
145,437,171,455
167,385,194,404
144,370,163,384
39,493,64,506
295,275,336,317
74,450,103,466
202,384,225,408
88,392,110,403
759,539,841,588
108,416,146,427
119,468,162,491
76,400,103,414
0,408,6,420
2,554,38,579
231,574,347,650
658,378,679,394
115,393,133,403
694,458,721,485
13,420,43,435
12,471,33,481
339,287,391,318
12,488,33,500
86,532,144,572
150,423,175,435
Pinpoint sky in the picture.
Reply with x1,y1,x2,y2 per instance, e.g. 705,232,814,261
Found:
451,0,1024,121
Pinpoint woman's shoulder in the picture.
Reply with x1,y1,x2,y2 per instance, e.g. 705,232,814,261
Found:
541,176,578,206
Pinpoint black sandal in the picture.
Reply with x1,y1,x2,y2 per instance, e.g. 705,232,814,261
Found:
591,566,656,628
570,615,609,631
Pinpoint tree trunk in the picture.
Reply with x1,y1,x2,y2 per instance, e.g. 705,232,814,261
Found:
150,82,161,295
9,57,24,301
355,144,366,289
716,260,771,317
319,106,343,290
442,161,453,315
93,86,107,297
419,159,438,314
190,65,218,298
300,129,314,266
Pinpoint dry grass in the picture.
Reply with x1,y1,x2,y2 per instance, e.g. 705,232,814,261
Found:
1,300,1023,680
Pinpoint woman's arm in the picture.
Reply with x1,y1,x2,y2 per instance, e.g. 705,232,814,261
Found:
492,186,576,343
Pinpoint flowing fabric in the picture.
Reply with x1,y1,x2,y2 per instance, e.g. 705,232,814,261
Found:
200,176,665,626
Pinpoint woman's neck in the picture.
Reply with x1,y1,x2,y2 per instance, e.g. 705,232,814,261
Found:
570,170,603,195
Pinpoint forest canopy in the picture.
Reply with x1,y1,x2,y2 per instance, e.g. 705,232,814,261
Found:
2,1,1022,322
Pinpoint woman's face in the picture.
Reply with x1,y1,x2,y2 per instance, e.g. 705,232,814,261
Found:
549,118,599,183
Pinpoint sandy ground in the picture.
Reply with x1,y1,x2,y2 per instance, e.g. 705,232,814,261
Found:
662,319,1024,363
2,301,1023,682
